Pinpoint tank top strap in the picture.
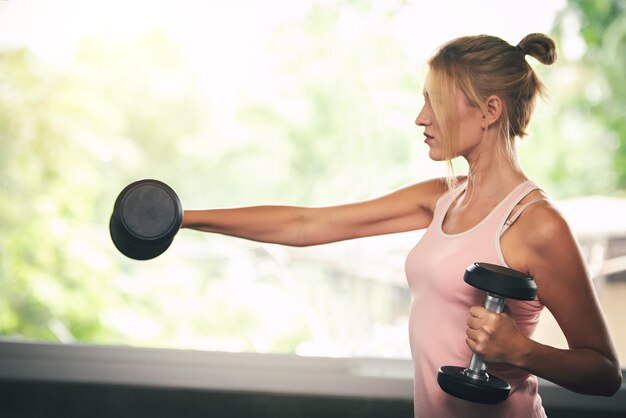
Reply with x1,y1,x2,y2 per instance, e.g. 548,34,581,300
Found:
496,181,541,237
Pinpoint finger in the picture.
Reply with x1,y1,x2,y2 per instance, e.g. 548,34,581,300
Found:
469,306,487,317
466,327,489,342
466,316,483,329
465,328,480,340
465,337,479,352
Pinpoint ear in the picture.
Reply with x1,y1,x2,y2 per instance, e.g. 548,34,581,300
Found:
481,95,504,129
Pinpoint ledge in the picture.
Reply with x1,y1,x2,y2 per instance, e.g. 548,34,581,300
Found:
0,340,624,411
0,340,413,400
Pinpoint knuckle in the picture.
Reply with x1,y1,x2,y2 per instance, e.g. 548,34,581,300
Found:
481,324,494,335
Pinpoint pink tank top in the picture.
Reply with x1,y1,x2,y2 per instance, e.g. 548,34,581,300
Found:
405,180,547,418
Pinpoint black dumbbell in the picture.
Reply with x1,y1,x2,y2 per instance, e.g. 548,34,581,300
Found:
109,179,183,260
437,262,537,404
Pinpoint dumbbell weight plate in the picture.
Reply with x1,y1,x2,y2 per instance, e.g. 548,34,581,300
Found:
437,365,510,405
464,263,537,301
110,179,182,260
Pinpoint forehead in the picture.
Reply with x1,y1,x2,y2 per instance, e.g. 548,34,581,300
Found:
423,70,457,100
425,68,478,107
424,68,453,95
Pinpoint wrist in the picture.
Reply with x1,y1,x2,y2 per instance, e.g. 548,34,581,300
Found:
181,210,202,229
181,210,191,228
510,335,536,368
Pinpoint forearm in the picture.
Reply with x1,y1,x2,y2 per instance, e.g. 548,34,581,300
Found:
182,206,310,247
513,338,622,396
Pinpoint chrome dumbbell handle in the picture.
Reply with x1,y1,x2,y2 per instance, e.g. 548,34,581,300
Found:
462,294,505,380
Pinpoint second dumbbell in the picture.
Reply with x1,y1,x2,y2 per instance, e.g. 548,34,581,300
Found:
437,262,537,404
109,179,183,260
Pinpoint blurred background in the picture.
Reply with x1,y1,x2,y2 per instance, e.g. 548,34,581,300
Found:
0,0,625,365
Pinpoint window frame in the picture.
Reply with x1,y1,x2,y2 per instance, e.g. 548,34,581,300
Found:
0,340,623,411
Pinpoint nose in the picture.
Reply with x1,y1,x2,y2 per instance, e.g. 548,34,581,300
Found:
415,104,431,127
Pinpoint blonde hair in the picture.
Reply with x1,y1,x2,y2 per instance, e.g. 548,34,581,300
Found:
425,33,557,187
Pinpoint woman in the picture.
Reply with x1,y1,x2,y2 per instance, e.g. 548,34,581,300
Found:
183,33,621,417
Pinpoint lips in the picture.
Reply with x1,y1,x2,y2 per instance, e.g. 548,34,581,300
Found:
424,132,435,140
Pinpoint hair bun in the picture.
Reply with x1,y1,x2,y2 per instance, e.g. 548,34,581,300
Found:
517,33,557,65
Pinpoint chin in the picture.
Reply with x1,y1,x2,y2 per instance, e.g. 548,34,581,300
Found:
428,150,445,161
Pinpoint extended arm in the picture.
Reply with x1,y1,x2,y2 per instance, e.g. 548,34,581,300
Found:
182,178,449,247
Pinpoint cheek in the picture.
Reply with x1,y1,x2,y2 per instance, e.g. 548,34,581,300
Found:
457,116,485,147
456,130,482,152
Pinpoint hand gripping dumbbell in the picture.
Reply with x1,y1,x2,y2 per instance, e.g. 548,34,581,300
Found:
109,179,183,260
437,262,537,405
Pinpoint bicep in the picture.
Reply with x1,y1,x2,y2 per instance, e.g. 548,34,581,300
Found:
302,179,446,244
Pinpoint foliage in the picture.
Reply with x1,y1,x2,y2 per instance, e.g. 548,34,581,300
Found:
568,0,626,189
0,49,113,341
520,0,626,197
0,7,419,354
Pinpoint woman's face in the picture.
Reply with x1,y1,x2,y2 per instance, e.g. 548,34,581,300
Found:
415,85,485,162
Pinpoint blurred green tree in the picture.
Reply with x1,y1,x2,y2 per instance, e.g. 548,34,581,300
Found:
520,0,625,197
0,48,112,341
568,0,626,189
0,5,420,352
0,32,216,343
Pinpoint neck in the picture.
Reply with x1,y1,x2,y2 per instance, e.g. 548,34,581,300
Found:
461,136,526,201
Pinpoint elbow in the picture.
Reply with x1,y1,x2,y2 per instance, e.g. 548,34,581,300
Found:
593,350,623,396
576,371,622,397
594,363,623,397
575,360,623,397
604,369,623,397
606,355,623,397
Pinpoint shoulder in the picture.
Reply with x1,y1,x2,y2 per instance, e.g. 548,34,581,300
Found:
509,192,582,276
515,193,574,249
